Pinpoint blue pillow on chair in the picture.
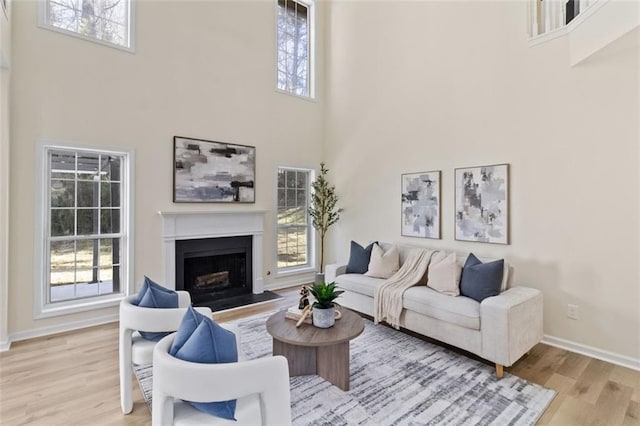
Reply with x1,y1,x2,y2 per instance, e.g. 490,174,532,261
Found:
133,276,179,341
170,306,239,421
346,241,378,274
459,254,504,302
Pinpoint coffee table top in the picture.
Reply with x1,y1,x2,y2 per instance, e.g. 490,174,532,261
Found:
266,308,364,347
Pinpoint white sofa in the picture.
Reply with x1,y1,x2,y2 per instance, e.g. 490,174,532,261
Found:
325,243,543,378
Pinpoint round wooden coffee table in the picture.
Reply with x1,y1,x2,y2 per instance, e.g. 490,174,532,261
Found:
266,308,364,391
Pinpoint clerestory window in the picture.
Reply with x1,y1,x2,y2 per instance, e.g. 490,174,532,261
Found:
40,0,134,51
276,0,314,99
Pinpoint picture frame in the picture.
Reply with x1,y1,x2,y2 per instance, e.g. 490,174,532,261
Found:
401,171,441,239
173,136,256,203
454,163,509,244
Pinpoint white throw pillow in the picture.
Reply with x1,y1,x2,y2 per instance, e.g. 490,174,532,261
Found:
365,244,400,279
427,251,462,296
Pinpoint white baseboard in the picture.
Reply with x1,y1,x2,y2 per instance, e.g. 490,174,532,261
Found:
542,334,640,371
8,314,119,346
0,338,10,352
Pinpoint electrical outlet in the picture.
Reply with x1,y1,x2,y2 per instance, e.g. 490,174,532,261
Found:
567,304,579,320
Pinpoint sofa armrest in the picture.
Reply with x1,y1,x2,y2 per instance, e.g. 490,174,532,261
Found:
480,286,543,367
325,263,348,283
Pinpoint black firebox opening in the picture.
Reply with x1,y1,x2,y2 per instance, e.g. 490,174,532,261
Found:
175,236,252,306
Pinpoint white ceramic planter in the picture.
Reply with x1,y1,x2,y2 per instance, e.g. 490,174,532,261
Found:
312,306,335,328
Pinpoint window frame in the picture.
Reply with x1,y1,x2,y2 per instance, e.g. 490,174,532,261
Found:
275,166,315,277
274,0,316,101
34,140,135,319
38,0,136,53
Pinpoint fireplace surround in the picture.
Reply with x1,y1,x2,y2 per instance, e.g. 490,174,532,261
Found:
158,211,265,297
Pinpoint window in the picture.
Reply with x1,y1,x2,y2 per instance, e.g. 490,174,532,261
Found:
277,167,313,272
40,0,133,50
276,0,314,98
35,142,133,317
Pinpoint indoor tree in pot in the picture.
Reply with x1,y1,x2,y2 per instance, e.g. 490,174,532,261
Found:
309,162,343,284
309,282,344,328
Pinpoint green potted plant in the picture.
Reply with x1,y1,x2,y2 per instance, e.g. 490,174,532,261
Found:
309,282,344,328
309,162,343,283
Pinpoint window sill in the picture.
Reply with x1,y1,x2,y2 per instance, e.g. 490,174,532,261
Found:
275,88,317,103
275,266,317,278
528,0,609,47
37,24,135,54
35,293,125,319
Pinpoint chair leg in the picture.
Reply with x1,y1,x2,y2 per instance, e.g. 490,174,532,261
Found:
495,363,504,379
120,329,133,414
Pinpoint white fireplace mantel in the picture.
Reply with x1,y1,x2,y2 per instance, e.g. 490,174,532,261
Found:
158,210,266,293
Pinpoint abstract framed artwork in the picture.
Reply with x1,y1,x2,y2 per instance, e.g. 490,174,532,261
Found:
455,163,509,244
173,136,256,203
401,171,441,239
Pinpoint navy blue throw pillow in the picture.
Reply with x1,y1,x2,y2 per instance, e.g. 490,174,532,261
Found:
346,241,377,274
133,276,179,341
170,306,239,421
459,254,504,302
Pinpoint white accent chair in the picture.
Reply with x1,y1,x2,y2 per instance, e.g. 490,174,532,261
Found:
119,291,212,414
152,329,292,426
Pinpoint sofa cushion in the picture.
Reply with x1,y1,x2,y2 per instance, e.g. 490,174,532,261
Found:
346,241,377,274
403,286,480,330
335,274,386,298
427,251,462,296
459,254,504,302
366,244,399,279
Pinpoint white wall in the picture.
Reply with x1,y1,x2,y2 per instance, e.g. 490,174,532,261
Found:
324,1,640,360
0,0,11,348
9,1,324,336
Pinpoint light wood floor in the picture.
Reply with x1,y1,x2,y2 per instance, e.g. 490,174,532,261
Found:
0,287,638,425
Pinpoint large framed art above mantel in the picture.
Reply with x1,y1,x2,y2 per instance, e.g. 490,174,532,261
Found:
173,136,256,203
455,163,509,244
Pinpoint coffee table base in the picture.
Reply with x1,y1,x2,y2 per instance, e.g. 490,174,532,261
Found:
273,339,351,391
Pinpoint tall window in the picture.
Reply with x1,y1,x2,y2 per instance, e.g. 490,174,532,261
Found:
36,143,132,317
276,0,313,98
277,167,313,272
40,0,133,50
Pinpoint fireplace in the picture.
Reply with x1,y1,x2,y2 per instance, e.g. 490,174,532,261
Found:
175,236,252,305
159,210,279,311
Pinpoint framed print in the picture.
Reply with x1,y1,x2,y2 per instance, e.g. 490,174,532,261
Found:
401,171,441,239
173,136,256,203
455,163,509,244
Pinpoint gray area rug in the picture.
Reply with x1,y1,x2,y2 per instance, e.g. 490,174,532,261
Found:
135,311,555,425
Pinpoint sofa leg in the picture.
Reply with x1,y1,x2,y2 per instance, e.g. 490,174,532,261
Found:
495,364,504,379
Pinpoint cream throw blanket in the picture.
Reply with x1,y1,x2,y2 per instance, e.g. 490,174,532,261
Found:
374,249,435,329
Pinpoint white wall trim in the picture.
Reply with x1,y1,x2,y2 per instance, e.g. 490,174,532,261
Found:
265,273,314,291
528,0,609,47
33,140,135,319
158,210,266,294
542,334,640,371
0,338,10,352
3,313,118,351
